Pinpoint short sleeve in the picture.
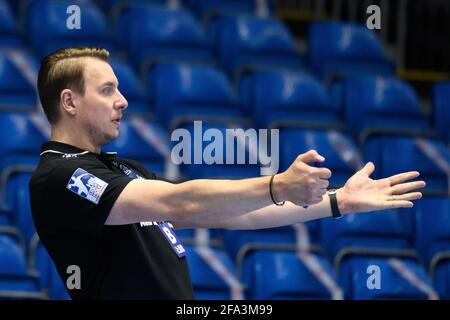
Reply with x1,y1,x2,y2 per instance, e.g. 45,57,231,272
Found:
37,158,132,235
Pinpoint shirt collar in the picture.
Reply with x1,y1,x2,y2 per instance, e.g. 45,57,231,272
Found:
40,141,117,158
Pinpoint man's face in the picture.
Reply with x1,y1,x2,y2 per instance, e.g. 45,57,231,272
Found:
74,58,128,146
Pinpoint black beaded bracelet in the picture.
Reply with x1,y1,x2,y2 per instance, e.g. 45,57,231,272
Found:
269,175,285,206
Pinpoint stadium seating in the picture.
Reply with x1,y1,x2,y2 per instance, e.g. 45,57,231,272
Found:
308,21,394,79
279,128,362,187
185,245,239,299
0,50,37,110
320,210,413,263
211,15,305,79
25,0,111,58
432,82,450,143
242,249,340,299
185,0,271,20
0,112,46,218
338,256,436,299
413,197,450,299
363,136,450,194
239,70,342,129
339,76,433,144
0,0,22,47
116,6,213,72
0,230,45,299
145,62,243,129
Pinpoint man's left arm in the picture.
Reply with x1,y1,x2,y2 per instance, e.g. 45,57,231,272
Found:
173,162,426,230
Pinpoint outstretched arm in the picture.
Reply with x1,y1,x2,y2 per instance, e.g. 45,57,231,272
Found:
174,162,425,230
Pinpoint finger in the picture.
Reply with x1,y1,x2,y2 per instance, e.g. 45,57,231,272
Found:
310,167,332,179
389,192,423,201
391,181,426,195
298,150,324,165
386,171,420,186
360,162,375,177
385,200,414,209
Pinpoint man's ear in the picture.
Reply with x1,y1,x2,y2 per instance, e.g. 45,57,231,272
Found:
60,89,77,116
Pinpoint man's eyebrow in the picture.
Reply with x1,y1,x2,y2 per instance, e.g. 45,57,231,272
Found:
99,81,118,87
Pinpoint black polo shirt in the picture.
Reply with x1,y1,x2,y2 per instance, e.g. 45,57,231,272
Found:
29,141,195,300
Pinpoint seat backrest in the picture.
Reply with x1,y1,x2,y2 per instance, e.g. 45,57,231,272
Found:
0,51,36,109
340,256,434,299
343,76,431,141
214,15,304,74
25,0,110,58
0,0,22,47
0,232,28,276
239,70,339,128
320,209,412,260
414,197,450,263
185,245,237,299
244,250,337,299
117,7,212,70
363,137,449,193
147,62,240,126
308,22,393,78
432,82,450,142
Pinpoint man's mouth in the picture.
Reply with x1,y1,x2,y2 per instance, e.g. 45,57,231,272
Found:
112,119,121,126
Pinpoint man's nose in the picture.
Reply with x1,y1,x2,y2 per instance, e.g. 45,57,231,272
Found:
115,89,128,110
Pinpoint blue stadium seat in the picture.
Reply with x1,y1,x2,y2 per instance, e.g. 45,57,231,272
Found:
339,256,435,299
413,196,450,299
414,197,450,264
102,117,170,176
239,70,342,129
320,210,413,262
242,250,338,299
29,234,70,300
25,0,111,58
116,7,213,72
174,122,261,180
279,128,362,187
363,136,450,194
5,173,36,244
185,245,239,299
308,22,394,79
0,50,37,109
341,76,433,143
0,230,44,299
211,15,305,78
0,0,22,47
0,112,46,214
145,62,243,129
109,58,151,114
432,82,450,143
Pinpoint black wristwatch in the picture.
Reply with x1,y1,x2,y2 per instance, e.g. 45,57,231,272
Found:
328,189,342,219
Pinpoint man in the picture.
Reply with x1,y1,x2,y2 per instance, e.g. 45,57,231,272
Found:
29,47,425,300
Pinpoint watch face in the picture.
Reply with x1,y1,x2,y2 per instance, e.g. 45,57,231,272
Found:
328,189,337,194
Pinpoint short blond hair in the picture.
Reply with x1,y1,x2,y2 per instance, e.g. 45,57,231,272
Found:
37,47,110,124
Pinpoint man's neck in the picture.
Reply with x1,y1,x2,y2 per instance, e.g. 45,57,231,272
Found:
50,127,101,154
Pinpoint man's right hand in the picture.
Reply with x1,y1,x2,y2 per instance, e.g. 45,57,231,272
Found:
272,150,332,207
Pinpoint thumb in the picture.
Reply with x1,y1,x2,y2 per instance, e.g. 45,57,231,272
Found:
359,162,375,177
298,150,325,165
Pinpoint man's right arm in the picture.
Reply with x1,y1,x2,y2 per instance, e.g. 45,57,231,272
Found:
106,150,330,225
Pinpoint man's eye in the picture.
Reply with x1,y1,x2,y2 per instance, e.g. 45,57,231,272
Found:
102,88,113,95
